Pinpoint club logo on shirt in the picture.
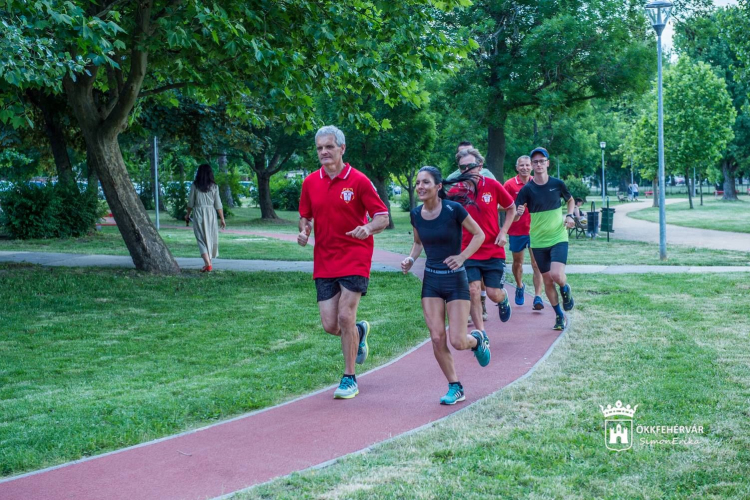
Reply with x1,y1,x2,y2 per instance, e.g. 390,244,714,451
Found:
341,187,355,203
482,192,493,204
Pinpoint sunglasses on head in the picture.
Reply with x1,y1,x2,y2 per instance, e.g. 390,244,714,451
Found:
459,162,480,171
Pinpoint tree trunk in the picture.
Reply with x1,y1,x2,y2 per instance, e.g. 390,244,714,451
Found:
370,174,394,229
218,152,234,208
698,172,703,206
652,178,659,208
255,170,279,220
29,90,75,186
86,153,99,195
722,159,739,201
486,121,507,183
85,131,180,273
686,168,693,209
407,174,416,210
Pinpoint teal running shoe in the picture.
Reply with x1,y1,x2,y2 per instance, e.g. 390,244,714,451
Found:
471,330,491,367
333,376,359,399
533,295,545,310
560,284,575,311
440,383,465,405
356,320,370,364
515,284,525,305
498,296,512,322
553,314,565,331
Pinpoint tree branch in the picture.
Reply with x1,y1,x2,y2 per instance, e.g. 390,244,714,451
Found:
92,0,131,18
102,0,153,133
149,0,184,33
139,82,192,97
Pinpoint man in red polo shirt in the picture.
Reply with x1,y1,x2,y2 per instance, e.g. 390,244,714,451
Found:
503,155,544,310
298,125,389,400
452,148,516,334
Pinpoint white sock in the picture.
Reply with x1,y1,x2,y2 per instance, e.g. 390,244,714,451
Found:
481,291,487,298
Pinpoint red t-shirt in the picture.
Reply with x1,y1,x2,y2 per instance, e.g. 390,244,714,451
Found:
299,164,388,279
450,176,515,260
503,175,531,236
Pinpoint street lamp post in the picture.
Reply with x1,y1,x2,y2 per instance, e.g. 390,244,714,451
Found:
645,1,673,261
600,141,606,204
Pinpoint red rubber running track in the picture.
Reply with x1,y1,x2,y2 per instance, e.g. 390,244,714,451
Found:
0,231,564,500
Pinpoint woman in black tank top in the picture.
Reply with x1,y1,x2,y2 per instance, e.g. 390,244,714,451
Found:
400,167,493,405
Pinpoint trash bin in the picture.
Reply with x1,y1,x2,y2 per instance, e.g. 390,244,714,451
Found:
586,202,599,237
600,207,615,233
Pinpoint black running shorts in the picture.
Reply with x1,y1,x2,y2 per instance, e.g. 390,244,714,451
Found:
421,267,470,302
465,257,505,289
315,275,369,302
531,242,569,274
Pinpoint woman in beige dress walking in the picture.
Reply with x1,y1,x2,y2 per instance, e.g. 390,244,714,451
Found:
185,164,226,272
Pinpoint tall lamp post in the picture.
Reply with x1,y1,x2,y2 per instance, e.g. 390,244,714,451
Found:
646,1,673,261
600,141,606,204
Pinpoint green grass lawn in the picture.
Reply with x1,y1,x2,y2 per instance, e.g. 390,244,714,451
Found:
241,272,750,499
628,197,750,234
2,204,750,266
0,264,424,476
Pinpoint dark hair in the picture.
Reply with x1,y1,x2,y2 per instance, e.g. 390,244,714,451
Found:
457,140,473,150
193,163,216,193
418,166,477,207
574,197,584,204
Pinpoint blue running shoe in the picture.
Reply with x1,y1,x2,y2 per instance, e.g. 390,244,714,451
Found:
553,314,565,331
498,296,512,322
333,376,359,399
515,284,525,305
471,330,491,367
356,321,370,364
560,284,575,311
440,383,465,405
533,296,545,310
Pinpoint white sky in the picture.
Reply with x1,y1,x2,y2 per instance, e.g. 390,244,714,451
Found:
662,0,739,53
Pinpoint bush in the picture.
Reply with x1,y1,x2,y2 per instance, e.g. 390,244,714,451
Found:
249,176,302,211
399,195,412,212
564,176,591,202
0,183,105,239
165,181,189,221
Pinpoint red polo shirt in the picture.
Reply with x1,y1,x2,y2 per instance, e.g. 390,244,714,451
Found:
450,176,515,260
503,175,531,236
299,164,388,279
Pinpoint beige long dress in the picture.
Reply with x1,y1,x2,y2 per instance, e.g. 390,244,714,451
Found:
188,183,223,258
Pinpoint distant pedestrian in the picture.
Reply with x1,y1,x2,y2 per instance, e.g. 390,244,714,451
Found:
298,125,389,400
401,166,490,405
185,164,225,272
632,182,639,201
627,184,633,201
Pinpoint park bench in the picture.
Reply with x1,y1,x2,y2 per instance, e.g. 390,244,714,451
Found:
617,192,629,202
567,216,588,239
715,190,724,198
644,190,654,196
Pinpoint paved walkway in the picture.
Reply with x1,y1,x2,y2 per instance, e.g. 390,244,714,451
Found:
2,250,749,274
611,199,750,252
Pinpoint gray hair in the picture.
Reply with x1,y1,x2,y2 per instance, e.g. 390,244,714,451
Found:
455,147,485,166
315,125,346,147
516,155,531,165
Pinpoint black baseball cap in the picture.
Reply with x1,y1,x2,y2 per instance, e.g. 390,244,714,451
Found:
529,147,549,158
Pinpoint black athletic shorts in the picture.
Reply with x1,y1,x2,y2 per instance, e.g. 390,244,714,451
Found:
421,267,470,302
532,242,569,274
465,257,505,289
315,275,369,302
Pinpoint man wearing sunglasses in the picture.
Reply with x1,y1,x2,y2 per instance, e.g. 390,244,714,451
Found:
450,148,516,334
447,141,497,181
513,147,576,331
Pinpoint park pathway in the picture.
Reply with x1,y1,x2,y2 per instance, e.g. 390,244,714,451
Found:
0,244,565,500
611,199,750,252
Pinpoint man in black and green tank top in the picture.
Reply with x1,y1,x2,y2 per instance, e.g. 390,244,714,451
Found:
514,147,576,331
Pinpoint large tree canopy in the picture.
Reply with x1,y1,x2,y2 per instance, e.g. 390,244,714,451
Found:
0,0,471,272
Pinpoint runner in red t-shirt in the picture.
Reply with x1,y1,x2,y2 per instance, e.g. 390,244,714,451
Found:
451,148,516,334
298,125,389,400
503,155,544,310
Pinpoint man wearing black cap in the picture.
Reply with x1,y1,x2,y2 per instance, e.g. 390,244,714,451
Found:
513,147,576,330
